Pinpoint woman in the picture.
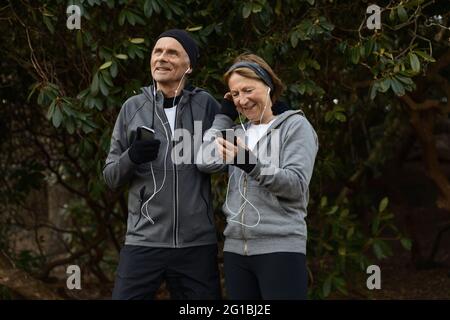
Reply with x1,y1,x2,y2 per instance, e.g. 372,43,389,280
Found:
198,53,318,299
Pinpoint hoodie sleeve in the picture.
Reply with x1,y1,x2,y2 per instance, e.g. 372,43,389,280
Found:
196,113,235,174
103,102,137,190
248,116,318,201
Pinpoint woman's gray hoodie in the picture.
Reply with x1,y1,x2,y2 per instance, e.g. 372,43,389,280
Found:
197,110,318,255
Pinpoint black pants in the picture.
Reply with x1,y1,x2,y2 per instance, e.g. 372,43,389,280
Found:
223,251,308,300
112,244,221,300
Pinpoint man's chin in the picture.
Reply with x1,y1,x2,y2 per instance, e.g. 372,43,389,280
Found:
152,76,172,84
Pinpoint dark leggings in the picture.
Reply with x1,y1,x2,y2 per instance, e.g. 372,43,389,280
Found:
223,251,308,300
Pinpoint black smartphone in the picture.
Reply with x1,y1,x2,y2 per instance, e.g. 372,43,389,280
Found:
137,126,155,141
219,129,238,145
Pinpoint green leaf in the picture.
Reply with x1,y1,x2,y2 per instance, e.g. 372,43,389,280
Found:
322,277,332,297
99,77,109,96
186,26,203,32
309,59,321,70
320,196,327,208
372,215,380,234
389,9,396,22
298,60,306,71
369,82,379,100
252,3,263,13
242,3,252,18
275,0,282,15
110,62,118,78
290,32,299,48
390,77,405,96
395,74,414,86
115,54,128,60
90,72,99,96
414,50,436,62
400,238,412,250
409,53,420,72
335,112,347,122
379,197,389,212
298,82,306,94
364,38,375,56
306,0,315,5
66,119,75,134
101,72,114,87
118,10,126,26
350,47,360,64
397,6,408,22
326,205,338,215
99,61,112,70
379,79,391,93
76,30,83,49
43,16,55,34
144,0,153,17
126,11,136,25
346,227,354,239
52,106,63,128
46,100,56,120
373,241,385,259
129,38,145,44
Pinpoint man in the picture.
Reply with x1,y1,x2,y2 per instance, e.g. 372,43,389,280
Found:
103,29,221,300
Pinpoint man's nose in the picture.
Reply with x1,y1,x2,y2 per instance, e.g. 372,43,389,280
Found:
156,52,168,62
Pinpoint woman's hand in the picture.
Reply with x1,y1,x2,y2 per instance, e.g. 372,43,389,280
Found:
216,137,246,163
216,137,237,163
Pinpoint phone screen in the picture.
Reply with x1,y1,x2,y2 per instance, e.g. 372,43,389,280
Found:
137,126,155,141
219,129,237,145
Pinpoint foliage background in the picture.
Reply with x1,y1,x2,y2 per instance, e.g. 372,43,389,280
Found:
0,0,449,299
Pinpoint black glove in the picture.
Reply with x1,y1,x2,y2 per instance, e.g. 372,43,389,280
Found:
232,145,257,173
219,99,239,121
128,139,161,164
271,100,290,115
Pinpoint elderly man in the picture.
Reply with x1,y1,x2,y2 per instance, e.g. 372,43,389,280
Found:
103,29,221,300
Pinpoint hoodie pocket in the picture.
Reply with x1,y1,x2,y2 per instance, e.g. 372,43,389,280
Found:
200,189,213,225
235,186,294,239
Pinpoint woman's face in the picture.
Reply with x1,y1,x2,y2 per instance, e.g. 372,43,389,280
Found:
228,73,273,124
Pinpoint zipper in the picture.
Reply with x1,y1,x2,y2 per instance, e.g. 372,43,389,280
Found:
172,105,179,247
240,175,248,255
157,94,178,247
173,138,178,247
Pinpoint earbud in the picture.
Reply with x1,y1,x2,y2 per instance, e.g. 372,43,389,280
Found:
185,67,192,74
267,87,271,94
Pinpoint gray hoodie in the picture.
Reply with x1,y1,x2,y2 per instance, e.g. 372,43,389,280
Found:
103,85,220,248
197,110,318,255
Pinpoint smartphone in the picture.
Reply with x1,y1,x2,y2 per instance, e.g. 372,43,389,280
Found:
137,126,155,141
218,129,238,145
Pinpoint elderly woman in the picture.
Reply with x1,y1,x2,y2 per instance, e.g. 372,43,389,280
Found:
198,53,318,299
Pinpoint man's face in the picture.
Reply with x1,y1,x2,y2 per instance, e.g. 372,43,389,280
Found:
150,37,191,86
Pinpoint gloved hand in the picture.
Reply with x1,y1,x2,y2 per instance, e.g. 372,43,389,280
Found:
128,139,161,164
232,144,257,174
219,95,239,121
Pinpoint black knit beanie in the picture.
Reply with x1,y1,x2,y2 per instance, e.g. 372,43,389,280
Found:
156,29,199,68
